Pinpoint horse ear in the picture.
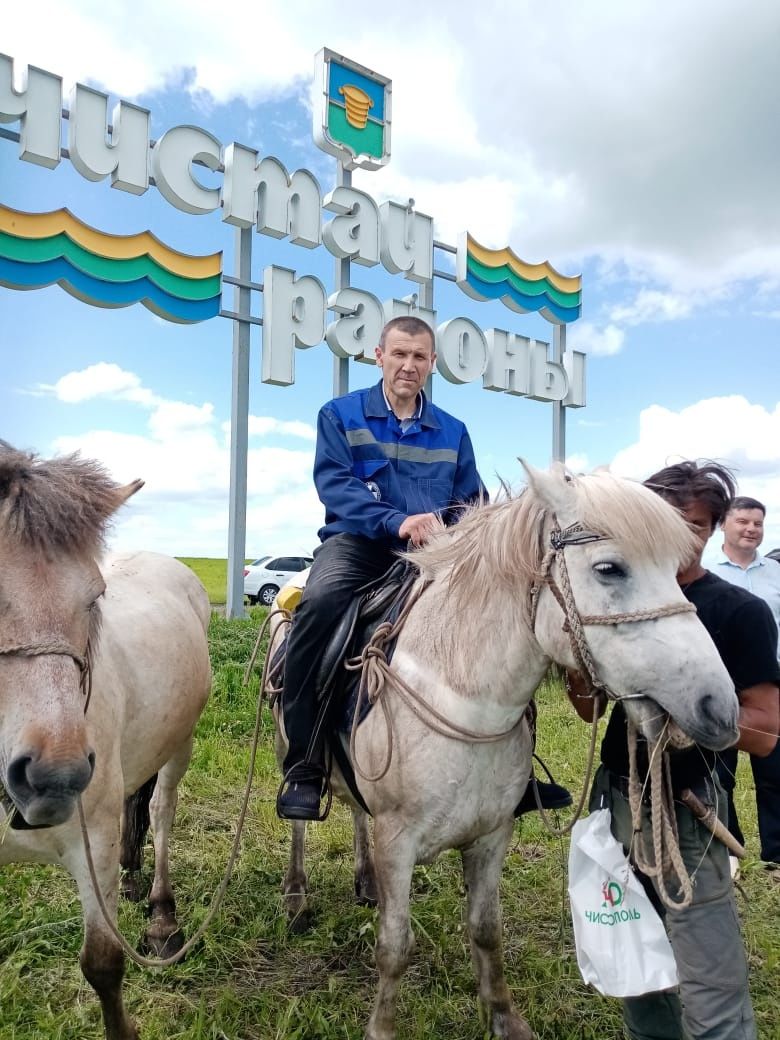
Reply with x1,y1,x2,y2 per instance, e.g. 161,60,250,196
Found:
518,458,576,518
115,479,145,506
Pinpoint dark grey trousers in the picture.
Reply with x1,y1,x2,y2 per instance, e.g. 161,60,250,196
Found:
589,767,756,1040
281,533,397,777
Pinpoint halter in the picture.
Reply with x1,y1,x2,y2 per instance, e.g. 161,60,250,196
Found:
529,517,696,701
0,639,93,707
0,639,93,823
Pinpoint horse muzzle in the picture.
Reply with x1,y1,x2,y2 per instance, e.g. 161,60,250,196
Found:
4,748,96,828
625,693,739,752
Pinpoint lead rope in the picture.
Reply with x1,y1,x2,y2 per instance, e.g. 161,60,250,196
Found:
626,721,693,910
527,520,698,842
75,611,287,969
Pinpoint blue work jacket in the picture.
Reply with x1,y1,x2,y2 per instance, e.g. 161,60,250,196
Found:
315,380,486,544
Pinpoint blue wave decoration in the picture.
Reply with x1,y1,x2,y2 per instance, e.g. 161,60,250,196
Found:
0,256,221,323
464,268,581,324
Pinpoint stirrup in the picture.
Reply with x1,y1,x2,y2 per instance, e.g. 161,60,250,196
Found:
276,764,333,823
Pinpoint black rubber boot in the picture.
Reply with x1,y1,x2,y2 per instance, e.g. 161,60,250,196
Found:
514,778,573,817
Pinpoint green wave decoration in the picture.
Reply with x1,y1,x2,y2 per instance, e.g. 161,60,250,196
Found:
0,231,221,302
467,254,581,310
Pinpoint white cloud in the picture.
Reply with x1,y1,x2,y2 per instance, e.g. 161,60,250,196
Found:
148,400,215,438
41,362,143,403
610,394,780,557
243,416,316,441
610,396,780,480
7,0,780,301
565,452,589,473
609,290,694,326
567,321,625,356
42,364,322,556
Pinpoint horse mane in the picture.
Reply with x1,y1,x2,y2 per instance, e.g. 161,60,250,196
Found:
411,469,698,616
0,443,124,554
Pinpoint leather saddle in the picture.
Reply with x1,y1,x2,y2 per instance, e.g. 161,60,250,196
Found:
269,558,420,812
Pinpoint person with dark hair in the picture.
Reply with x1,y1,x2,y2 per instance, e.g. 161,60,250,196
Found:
276,317,486,820
567,460,780,1040
714,495,780,870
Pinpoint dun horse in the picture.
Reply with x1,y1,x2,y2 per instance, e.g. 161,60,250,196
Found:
273,464,740,1040
0,445,211,1040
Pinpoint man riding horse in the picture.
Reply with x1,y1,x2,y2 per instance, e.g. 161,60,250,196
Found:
277,316,569,821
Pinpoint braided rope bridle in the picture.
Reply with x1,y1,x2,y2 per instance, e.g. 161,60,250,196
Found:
0,640,93,706
529,516,706,903
529,517,696,699
0,639,93,819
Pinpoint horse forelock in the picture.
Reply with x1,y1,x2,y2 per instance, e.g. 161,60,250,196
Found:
572,471,699,568
0,445,122,555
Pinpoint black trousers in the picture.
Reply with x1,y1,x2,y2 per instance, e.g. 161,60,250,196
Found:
281,533,397,777
716,743,780,862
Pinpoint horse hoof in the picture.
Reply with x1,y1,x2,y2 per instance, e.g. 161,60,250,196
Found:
287,906,313,934
140,926,186,960
492,1011,535,1040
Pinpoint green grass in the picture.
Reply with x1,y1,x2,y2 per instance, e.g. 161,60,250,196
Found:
176,558,252,605
2,615,779,1039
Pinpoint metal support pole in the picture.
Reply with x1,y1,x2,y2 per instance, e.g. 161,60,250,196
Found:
419,279,434,401
226,226,252,618
332,164,351,397
552,324,566,463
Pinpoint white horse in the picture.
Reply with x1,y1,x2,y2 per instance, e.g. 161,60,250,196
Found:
0,445,211,1040
272,464,739,1040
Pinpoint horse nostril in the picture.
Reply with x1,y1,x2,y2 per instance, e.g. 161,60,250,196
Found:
7,754,34,798
7,750,94,801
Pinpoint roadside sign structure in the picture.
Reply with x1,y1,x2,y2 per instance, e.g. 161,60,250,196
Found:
0,48,584,618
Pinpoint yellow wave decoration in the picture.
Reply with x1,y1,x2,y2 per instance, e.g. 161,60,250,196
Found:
0,206,221,280
467,234,581,294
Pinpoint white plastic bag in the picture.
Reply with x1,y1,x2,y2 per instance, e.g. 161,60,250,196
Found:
567,809,678,997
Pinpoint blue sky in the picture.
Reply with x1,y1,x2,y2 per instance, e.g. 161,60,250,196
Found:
4,1,780,561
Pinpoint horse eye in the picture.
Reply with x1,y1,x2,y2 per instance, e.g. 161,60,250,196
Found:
593,561,626,579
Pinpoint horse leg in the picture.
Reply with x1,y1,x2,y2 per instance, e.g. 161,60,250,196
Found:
141,742,192,957
65,811,139,1040
461,827,534,1040
353,806,378,906
365,825,416,1040
119,774,157,903
283,820,311,932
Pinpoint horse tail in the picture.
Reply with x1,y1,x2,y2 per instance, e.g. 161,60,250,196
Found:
120,773,158,873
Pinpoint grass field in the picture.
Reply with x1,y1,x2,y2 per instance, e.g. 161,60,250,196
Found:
176,558,252,605
1,613,779,1039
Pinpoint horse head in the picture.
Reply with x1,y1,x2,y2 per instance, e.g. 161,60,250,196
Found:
522,462,739,751
0,444,143,827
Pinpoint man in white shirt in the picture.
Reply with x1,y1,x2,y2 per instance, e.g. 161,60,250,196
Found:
715,496,780,869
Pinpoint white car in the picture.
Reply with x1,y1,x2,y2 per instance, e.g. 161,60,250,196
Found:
243,555,313,606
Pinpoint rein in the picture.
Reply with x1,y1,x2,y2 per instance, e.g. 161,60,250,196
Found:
0,618,270,971
344,578,527,784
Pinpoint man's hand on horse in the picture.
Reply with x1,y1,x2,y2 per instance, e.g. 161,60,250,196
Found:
399,512,443,546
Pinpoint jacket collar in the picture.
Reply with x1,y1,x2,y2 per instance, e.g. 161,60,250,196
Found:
366,379,440,428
